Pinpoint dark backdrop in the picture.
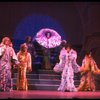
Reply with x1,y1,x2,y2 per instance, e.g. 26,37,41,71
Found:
0,2,100,45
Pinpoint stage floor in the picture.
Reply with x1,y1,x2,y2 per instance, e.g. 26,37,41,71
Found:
0,90,100,99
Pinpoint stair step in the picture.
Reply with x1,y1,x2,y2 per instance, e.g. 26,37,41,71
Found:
14,73,61,79
14,73,80,80
13,84,79,91
38,69,59,74
13,84,59,91
13,69,81,91
13,78,80,85
38,70,80,75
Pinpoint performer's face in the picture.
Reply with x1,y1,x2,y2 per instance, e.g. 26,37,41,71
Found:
66,47,71,53
88,53,92,58
5,39,10,45
45,32,51,38
21,47,27,53
27,37,31,42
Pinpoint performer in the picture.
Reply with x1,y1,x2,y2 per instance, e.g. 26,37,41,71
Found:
0,37,19,92
53,40,67,73
16,44,32,91
42,32,52,70
23,36,36,66
42,47,51,70
58,43,80,92
23,36,36,73
77,51,100,91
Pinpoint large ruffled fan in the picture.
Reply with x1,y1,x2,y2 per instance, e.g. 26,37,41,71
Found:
35,28,62,48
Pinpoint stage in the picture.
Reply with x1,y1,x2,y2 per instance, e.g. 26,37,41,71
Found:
0,90,100,99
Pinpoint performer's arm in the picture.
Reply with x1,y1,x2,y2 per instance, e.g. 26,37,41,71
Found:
27,53,32,72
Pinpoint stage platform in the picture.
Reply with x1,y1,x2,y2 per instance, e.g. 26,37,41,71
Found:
0,90,100,99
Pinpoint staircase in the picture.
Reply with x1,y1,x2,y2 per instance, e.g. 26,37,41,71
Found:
12,40,82,91
12,39,100,91
13,69,80,91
